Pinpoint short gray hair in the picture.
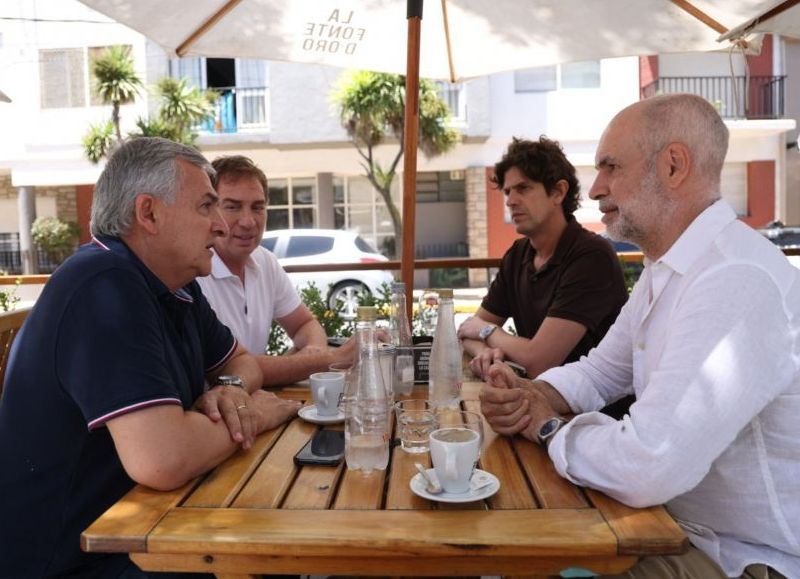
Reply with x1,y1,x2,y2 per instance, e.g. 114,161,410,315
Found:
636,93,729,188
90,137,214,237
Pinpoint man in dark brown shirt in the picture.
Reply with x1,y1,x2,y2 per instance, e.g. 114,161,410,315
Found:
458,137,628,387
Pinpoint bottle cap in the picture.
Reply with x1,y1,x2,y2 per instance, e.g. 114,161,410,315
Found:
357,305,378,321
437,288,453,299
391,281,406,292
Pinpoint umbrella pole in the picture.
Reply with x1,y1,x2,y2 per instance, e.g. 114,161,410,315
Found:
402,0,423,320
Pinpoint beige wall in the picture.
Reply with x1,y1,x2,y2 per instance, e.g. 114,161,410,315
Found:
0,174,78,233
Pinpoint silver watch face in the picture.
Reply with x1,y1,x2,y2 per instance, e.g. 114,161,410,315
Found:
479,324,496,341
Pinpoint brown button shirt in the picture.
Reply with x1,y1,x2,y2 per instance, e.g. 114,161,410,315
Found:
482,218,628,364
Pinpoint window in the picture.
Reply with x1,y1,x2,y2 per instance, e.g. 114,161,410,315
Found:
514,66,556,92
417,171,465,203
333,175,397,255
435,81,466,122
266,177,317,230
515,60,601,93
39,45,134,109
39,48,86,108
286,236,334,258
561,61,601,89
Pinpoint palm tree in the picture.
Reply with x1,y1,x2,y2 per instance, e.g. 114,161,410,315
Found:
332,71,459,256
90,45,143,143
153,77,218,145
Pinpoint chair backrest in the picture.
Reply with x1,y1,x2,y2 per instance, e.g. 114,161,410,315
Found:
0,307,32,398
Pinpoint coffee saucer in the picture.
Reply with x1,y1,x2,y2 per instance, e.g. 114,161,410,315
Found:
298,405,345,425
410,468,500,503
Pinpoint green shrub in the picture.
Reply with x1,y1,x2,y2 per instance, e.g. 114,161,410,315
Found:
0,278,21,312
31,217,81,264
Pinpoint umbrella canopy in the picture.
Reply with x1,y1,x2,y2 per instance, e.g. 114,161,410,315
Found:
720,0,800,42
78,0,773,82
76,0,780,308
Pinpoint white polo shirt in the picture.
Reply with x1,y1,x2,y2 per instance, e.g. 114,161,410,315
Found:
197,247,301,354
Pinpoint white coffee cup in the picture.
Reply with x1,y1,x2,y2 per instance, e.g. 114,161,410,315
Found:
309,371,344,416
429,427,480,494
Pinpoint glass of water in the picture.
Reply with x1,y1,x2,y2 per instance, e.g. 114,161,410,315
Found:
394,399,438,453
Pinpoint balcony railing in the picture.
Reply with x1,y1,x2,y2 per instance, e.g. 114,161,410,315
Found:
641,76,786,119
201,86,269,134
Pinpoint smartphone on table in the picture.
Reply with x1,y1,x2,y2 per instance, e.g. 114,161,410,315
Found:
293,429,345,466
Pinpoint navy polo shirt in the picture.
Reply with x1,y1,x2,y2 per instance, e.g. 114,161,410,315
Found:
0,236,236,578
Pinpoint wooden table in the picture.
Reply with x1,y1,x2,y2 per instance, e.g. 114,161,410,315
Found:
82,381,687,578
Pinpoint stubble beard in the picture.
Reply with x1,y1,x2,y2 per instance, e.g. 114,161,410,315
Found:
607,168,674,249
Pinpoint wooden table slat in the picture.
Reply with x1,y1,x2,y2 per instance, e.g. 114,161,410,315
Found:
184,424,286,508
147,508,619,557
131,552,638,577
585,489,689,556
385,444,434,510
463,399,537,510
81,480,198,553
231,418,315,508
513,437,589,510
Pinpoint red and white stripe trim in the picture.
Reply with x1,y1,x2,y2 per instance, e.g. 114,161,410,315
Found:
87,397,181,430
206,337,238,373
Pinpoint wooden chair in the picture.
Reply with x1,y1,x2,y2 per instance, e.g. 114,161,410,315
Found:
0,307,32,399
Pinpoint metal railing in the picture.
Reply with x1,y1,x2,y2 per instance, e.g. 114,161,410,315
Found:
201,86,270,133
0,233,60,275
641,76,786,119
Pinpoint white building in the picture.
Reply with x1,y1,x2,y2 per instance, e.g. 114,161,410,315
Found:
1,0,796,285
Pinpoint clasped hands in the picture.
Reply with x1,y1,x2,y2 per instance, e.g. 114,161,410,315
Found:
194,386,300,450
479,362,562,442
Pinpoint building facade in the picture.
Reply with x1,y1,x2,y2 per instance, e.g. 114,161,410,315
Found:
1,0,796,284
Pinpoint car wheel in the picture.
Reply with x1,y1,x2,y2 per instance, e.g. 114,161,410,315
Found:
329,281,371,320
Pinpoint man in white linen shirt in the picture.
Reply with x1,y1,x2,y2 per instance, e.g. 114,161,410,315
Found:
197,156,355,386
480,94,798,579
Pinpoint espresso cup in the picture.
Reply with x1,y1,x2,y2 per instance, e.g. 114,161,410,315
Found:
429,427,480,494
309,371,344,416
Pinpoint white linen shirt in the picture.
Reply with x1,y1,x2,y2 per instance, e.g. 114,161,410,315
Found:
539,200,800,578
196,247,301,354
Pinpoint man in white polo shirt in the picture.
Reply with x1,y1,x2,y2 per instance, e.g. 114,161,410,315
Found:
197,155,355,386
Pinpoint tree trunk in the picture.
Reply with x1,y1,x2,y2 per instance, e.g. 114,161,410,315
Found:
112,102,122,143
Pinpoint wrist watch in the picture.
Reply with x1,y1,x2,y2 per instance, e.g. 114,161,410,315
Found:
216,375,246,390
478,323,498,342
537,417,567,448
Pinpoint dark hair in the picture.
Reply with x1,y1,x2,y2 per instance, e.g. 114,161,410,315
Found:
211,155,268,200
492,136,580,215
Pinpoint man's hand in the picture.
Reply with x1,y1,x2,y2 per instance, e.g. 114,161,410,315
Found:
250,390,301,432
329,335,357,367
194,385,259,448
458,315,492,341
480,363,560,441
470,347,505,380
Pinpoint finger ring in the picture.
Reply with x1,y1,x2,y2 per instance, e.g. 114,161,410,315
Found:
236,404,247,410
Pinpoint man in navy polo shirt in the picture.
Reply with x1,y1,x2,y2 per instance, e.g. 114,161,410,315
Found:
0,137,300,578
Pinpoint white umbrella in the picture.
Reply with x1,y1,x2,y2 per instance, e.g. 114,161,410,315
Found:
77,0,778,309
719,0,800,42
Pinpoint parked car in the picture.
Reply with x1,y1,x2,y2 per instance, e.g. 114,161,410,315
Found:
758,220,800,268
261,229,394,319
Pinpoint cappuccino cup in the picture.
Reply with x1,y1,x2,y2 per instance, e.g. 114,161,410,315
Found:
429,427,480,493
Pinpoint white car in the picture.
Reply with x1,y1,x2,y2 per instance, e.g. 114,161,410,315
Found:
261,229,394,319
